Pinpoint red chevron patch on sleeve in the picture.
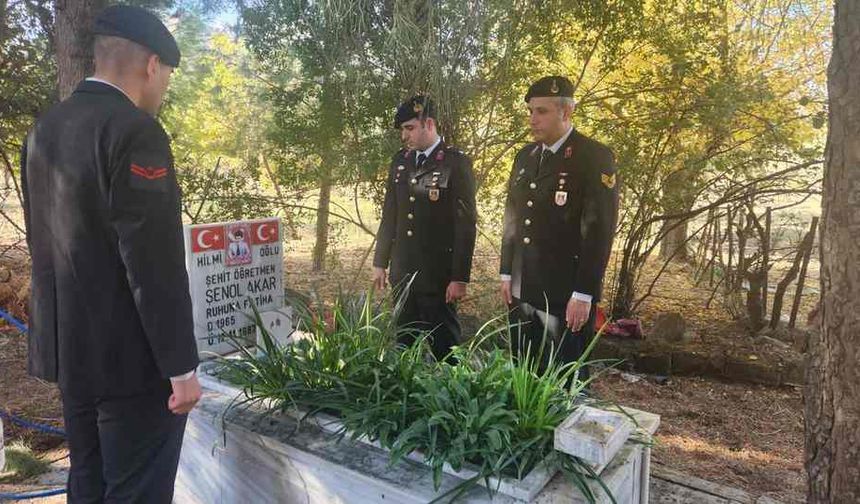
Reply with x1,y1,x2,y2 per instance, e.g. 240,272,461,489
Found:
130,163,168,180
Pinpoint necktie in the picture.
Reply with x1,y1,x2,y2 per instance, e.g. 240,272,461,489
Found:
538,148,551,176
417,153,427,169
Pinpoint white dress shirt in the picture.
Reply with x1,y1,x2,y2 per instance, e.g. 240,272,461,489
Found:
415,135,442,164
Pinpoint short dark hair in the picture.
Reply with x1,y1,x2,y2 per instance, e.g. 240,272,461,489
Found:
93,35,154,74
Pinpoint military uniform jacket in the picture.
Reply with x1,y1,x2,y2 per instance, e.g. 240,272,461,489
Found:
21,80,199,397
500,129,619,311
373,142,477,294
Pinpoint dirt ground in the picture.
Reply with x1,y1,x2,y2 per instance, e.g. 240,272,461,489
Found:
594,372,804,503
0,222,810,502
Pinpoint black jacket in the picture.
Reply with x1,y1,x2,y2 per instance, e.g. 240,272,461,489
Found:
373,142,477,294
500,129,619,311
21,80,198,397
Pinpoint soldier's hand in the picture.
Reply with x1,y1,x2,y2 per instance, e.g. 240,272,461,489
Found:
446,282,467,304
566,298,591,332
169,374,202,415
500,280,513,306
372,267,388,291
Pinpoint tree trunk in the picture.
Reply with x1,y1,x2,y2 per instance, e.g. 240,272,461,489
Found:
659,218,690,262
659,170,695,261
311,76,343,272
805,2,860,501
789,217,819,329
769,227,813,330
311,174,332,271
54,0,105,100
745,268,764,332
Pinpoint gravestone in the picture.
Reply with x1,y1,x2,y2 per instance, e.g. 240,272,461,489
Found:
183,218,285,355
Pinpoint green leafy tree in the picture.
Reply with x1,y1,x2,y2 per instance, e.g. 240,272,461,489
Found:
160,9,276,222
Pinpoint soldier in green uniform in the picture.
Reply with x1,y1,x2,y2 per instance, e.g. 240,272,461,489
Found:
373,96,477,360
500,76,620,380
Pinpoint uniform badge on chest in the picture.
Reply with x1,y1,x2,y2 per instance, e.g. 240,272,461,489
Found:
555,171,569,206
429,188,440,202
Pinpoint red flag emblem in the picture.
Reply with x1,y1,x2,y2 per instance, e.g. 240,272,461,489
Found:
191,225,225,253
250,220,279,245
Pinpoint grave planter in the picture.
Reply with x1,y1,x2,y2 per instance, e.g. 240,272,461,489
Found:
176,373,659,503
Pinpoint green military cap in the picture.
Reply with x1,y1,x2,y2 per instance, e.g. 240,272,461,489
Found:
524,76,574,102
394,95,436,129
93,5,181,68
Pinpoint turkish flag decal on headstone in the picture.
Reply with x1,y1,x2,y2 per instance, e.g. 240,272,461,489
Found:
250,220,279,245
191,225,225,253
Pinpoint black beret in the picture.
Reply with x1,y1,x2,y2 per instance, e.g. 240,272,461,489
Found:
93,5,181,68
524,76,574,102
394,95,436,129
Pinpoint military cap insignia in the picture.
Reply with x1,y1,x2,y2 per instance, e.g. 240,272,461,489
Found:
555,191,568,206
429,188,440,202
564,146,573,159
601,173,616,189
413,102,424,113
550,79,559,94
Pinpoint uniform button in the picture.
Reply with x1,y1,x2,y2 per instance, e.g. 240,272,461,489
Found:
411,178,417,184
527,200,534,207
407,213,414,220
409,196,416,202
407,230,413,237
523,237,531,244
529,182,537,189
525,219,531,226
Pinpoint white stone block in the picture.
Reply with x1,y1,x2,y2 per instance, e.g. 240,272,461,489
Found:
554,406,634,469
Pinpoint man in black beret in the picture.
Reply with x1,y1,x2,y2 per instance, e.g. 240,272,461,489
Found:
21,5,199,502
500,76,619,383
373,96,477,361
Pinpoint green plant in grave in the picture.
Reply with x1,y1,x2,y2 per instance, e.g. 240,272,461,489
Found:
215,289,620,503
216,285,433,439
389,348,518,490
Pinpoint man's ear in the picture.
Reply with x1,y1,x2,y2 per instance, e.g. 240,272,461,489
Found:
562,102,575,122
145,53,160,79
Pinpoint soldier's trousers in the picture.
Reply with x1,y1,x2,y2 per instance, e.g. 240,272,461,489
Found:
61,382,187,503
508,299,597,384
396,290,461,361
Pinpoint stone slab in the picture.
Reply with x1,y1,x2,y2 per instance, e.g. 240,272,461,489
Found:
178,379,654,503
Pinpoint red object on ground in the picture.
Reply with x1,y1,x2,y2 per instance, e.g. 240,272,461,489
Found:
595,305,608,330
595,305,643,339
